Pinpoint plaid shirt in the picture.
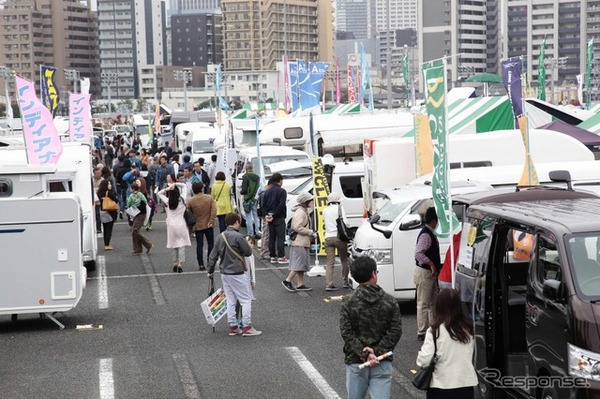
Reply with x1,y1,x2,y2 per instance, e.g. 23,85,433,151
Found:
414,225,434,266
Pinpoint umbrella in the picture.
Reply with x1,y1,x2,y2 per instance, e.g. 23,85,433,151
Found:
465,73,503,97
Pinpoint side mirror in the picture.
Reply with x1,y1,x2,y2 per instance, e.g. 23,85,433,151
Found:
543,279,563,301
400,214,422,230
368,214,392,239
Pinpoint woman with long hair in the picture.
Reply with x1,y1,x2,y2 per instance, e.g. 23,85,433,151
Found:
157,182,191,273
416,288,477,399
97,179,118,250
211,171,234,232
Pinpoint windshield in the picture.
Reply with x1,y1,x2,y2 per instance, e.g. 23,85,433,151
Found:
254,156,312,179
290,177,313,195
567,234,600,298
193,140,214,153
375,200,414,224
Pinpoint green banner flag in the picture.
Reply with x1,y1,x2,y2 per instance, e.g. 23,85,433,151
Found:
403,54,409,108
422,60,456,237
537,39,546,101
587,39,594,110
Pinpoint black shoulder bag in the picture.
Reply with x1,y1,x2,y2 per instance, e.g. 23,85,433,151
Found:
412,329,438,390
336,204,353,242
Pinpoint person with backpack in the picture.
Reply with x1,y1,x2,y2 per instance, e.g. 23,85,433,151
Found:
322,192,350,291
240,163,261,239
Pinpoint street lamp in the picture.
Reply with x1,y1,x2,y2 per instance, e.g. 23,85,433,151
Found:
544,56,568,104
173,68,192,111
101,72,118,114
64,69,80,93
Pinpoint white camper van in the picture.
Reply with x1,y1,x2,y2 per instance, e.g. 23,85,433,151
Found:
0,143,98,271
351,181,494,301
174,121,213,151
0,166,86,329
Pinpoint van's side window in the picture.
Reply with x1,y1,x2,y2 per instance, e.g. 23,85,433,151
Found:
536,236,562,284
411,199,434,221
339,175,363,199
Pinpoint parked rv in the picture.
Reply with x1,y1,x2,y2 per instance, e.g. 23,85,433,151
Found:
0,143,98,271
0,166,86,329
350,180,494,301
454,176,600,399
174,122,213,151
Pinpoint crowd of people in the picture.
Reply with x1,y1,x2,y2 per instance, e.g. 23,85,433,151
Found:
93,132,477,398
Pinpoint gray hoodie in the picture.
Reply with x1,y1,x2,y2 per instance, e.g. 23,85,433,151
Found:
207,227,252,275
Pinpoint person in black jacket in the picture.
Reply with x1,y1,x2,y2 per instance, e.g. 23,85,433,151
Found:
261,172,288,264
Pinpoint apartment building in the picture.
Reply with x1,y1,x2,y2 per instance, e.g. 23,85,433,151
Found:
171,12,223,67
221,0,334,71
0,0,99,96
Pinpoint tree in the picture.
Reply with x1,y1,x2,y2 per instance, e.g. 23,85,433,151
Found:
135,97,149,113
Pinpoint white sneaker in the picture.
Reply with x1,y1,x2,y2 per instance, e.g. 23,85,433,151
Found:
242,326,262,337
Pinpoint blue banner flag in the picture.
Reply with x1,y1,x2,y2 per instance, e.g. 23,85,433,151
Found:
297,60,311,110
501,59,523,126
299,62,329,110
40,65,60,118
288,62,299,111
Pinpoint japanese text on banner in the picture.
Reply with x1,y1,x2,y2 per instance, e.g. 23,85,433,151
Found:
312,157,330,256
69,93,92,143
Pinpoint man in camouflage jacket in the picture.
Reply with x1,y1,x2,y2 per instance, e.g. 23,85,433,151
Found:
340,256,402,399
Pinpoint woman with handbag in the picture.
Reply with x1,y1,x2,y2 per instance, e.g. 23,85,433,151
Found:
321,192,350,291
158,182,191,273
97,179,118,250
282,192,316,292
211,171,234,233
416,288,477,399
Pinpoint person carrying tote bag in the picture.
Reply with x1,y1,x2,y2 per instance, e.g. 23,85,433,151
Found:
416,288,477,399
211,171,234,233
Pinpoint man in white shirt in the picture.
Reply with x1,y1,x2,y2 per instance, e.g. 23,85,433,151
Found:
322,192,350,291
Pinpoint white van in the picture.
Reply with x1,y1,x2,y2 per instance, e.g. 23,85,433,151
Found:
0,143,98,271
234,146,312,218
350,181,493,301
186,127,219,163
174,121,214,151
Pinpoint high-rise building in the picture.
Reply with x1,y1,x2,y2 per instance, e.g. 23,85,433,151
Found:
221,0,335,71
169,0,220,12
98,0,167,99
504,0,584,93
418,0,491,84
0,0,99,96
171,12,223,67
374,0,417,32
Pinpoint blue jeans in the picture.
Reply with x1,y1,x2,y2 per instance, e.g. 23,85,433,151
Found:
346,361,392,399
245,204,260,236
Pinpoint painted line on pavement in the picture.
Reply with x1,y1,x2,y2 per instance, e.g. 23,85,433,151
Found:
173,354,202,399
98,255,109,309
141,254,166,305
88,268,278,280
392,367,422,398
99,358,114,399
285,346,341,399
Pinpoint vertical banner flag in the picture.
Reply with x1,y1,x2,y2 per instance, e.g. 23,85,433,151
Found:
537,39,546,101
312,157,330,256
422,60,455,238
501,58,523,128
297,60,310,110
80,77,90,95
288,61,299,111
255,116,265,187
517,116,539,186
335,60,341,105
359,43,367,103
40,65,60,118
347,65,356,103
403,54,410,108
577,74,584,106
283,56,291,113
367,73,374,112
586,39,594,110
16,76,63,164
69,93,92,143
152,101,160,143
299,62,330,110
414,114,433,176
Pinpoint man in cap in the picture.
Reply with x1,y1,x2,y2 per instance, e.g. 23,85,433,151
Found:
322,192,350,291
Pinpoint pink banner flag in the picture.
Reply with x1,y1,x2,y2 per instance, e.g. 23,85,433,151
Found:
16,76,63,164
336,60,341,105
69,93,92,143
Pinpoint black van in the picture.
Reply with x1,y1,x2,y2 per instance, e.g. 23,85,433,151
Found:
454,186,600,399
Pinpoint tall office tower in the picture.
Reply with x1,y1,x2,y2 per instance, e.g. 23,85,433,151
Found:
0,0,99,96
169,0,220,12
335,0,372,40
221,0,335,71
171,12,223,67
418,0,490,84
375,0,417,32
504,0,584,93
97,0,167,99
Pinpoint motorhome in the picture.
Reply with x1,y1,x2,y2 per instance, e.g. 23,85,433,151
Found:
174,122,214,151
0,166,86,329
364,129,596,215
258,111,414,158
350,180,494,301
212,117,274,152
0,143,98,271
454,180,600,399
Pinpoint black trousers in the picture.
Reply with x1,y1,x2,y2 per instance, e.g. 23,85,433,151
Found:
195,227,214,266
268,217,286,258
102,221,114,246
427,387,474,399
